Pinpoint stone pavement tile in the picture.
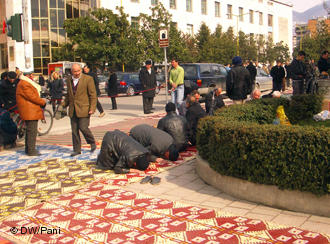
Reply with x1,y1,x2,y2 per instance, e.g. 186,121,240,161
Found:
204,195,234,206
281,210,311,217
217,192,238,202
271,214,309,227
165,188,197,198
176,173,199,181
250,205,283,216
168,165,194,176
140,186,172,196
166,177,194,186
300,221,330,235
161,194,183,201
199,201,228,210
197,186,222,196
229,200,258,210
221,206,250,216
244,212,275,222
308,215,330,225
182,192,215,203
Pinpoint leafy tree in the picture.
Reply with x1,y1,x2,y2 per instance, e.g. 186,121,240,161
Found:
52,42,75,62
195,23,213,62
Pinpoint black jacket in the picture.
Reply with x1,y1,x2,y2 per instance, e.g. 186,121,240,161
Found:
0,78,19,111
290,58,306,80
47,79,64,99
317,57,330,73
270,66,286,83
246,63,257,82
86,71,101,96
205,91,225,115
157,111,188,151
139,67,157,98
226,65,251,100
186,102,206,146
107,73,118,96
0,108,17,146
96,130,149,170
130,124,173,158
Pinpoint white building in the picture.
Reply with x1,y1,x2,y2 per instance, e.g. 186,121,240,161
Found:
101,0,293,54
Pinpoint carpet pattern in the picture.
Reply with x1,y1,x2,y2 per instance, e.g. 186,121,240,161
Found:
0,148,196,220
0,181,328,244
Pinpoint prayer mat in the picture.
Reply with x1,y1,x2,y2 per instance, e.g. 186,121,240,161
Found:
0,181,328,244
0,148,197,220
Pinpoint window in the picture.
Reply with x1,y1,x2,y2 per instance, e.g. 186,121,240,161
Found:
268,14,273,26
186,0,192,12
187,24,194,35
227,5,232,19
212,65,221,75
151,0,158,5
170,0,176,9
215,2,220,17
201,0,207,15
131,17,139,29
200,64,211,74
259,12,263,25
239,7,243,21
249,10,254,23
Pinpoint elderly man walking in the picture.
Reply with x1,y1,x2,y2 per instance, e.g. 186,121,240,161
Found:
169,58,185,111
63,63,97,157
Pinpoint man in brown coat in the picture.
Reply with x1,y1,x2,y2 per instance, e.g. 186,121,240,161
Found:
16,71,46,156
63,63,97,156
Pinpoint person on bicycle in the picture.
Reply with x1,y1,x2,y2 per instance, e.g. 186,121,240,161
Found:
47,71,64,114
16,71,46,156
0,71,19,112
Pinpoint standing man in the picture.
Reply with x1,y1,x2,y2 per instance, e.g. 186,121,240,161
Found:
270,60,286,92
290,51,307,95
169,58,185,111
16,71,46,156
83,65,105,117
226,56,251,104
246,61,257,94
63,63,97,157
0,71,19,111
139,60,157,114
317,50,329,76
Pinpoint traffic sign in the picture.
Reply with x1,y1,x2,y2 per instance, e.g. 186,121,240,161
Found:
159,28,169,47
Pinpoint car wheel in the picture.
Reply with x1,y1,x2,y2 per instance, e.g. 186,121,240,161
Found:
127,86,135,96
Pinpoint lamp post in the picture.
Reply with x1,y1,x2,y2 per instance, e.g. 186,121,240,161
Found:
228,12,250,56
295,26,305,50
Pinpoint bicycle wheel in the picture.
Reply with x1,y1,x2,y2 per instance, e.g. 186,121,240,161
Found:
38,109,53,136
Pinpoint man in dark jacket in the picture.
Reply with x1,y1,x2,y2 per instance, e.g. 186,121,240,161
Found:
226,56,251,104
290,51,307,95
0,107,17,151
139,60,157,114
107,71,118,110
83,65,105,117
157,102,188,152
0,71,19,111
205,88,225,115
96,130,152,174
185,95,207,146
317,50,329,76
246,61,257,93
270,60,286,92
130,124,179,162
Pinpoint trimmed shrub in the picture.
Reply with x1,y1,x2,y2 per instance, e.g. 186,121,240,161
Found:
197,95,330,195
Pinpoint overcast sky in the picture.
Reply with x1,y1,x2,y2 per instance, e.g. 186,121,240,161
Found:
288,0,325,12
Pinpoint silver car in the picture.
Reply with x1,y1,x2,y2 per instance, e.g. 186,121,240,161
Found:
255,68,273,92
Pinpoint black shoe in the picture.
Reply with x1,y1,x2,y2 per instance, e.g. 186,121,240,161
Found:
70,151,81,157
27,151,41,156
114,167,130,174
90,143,96,153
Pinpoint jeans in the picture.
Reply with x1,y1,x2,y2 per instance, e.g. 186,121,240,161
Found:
171,85,184,111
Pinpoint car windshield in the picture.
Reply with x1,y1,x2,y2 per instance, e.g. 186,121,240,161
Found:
181,65,197,79
117,74,124,81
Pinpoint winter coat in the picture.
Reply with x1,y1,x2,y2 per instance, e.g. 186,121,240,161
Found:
226,65,251,100
0,78,19,111
0,108,17,145
139,67,157,98
129,124,173,158
47,79,64,99
317,57,330,73
246,63,257,81
16,76,46,121
96,130,149,170
107,72,118,97
270,66,286,83
63,74,97,118
86,71,101,96
185,102,206,146
157,111,188,151
205,91,225,115
290,58,306,80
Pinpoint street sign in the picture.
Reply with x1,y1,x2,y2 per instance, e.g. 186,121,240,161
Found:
159,28,169,48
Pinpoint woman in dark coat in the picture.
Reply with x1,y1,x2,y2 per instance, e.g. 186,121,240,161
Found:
107,71,118,110
47,71,64,114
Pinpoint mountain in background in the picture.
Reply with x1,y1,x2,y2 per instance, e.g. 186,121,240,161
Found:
293,3,328,23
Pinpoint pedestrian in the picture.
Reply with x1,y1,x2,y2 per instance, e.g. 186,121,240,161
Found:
139,60,157,114
270,60,286,92
129,124,179,162
83,65,105,117
157,102,189,152
47,71,64,114
205,87,225,115
246,61,257,94
107,70,118,110
96,130,152,174
290,51,307,95
317,50,329,77
226,56,251,104
169,58,185,112
62,63,97,157
16,71,46,156
38,74,45,86
0,107,17,151
0,71,19,111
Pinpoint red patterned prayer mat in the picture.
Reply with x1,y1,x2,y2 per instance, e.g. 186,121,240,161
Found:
0,181,328,244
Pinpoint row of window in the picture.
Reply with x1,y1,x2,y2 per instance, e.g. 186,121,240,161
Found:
131,0,273,27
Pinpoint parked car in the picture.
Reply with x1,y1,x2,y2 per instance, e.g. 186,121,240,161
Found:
180,63,228,95
255,68,273,91
105,72,142,96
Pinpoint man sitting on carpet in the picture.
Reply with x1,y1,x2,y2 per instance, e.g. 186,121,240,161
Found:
96,129,152,174
129,124,179,162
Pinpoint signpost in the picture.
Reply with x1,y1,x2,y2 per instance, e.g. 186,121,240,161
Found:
159,28,169,102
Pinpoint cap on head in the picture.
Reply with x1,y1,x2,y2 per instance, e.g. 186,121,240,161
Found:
232,56,242,65
23,71,34,76
168,144,179,161
7,71,17,80
145,60,152,65
165,102,176,112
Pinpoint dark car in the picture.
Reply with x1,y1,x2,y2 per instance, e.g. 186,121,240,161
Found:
104,72,142,96
180,63,228,95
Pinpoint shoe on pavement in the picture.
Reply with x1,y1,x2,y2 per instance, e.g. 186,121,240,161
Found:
99,112,105,118
140,176,152,184
70,151,81,157
27,151,41,156
151,177,161,185
90,143,96,153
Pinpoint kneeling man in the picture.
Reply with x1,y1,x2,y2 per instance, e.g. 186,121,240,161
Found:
96,130,152,174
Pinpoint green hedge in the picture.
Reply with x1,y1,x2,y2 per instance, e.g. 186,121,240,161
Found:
197,95,330,195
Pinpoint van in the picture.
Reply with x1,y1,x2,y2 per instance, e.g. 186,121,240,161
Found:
180,63,228,95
